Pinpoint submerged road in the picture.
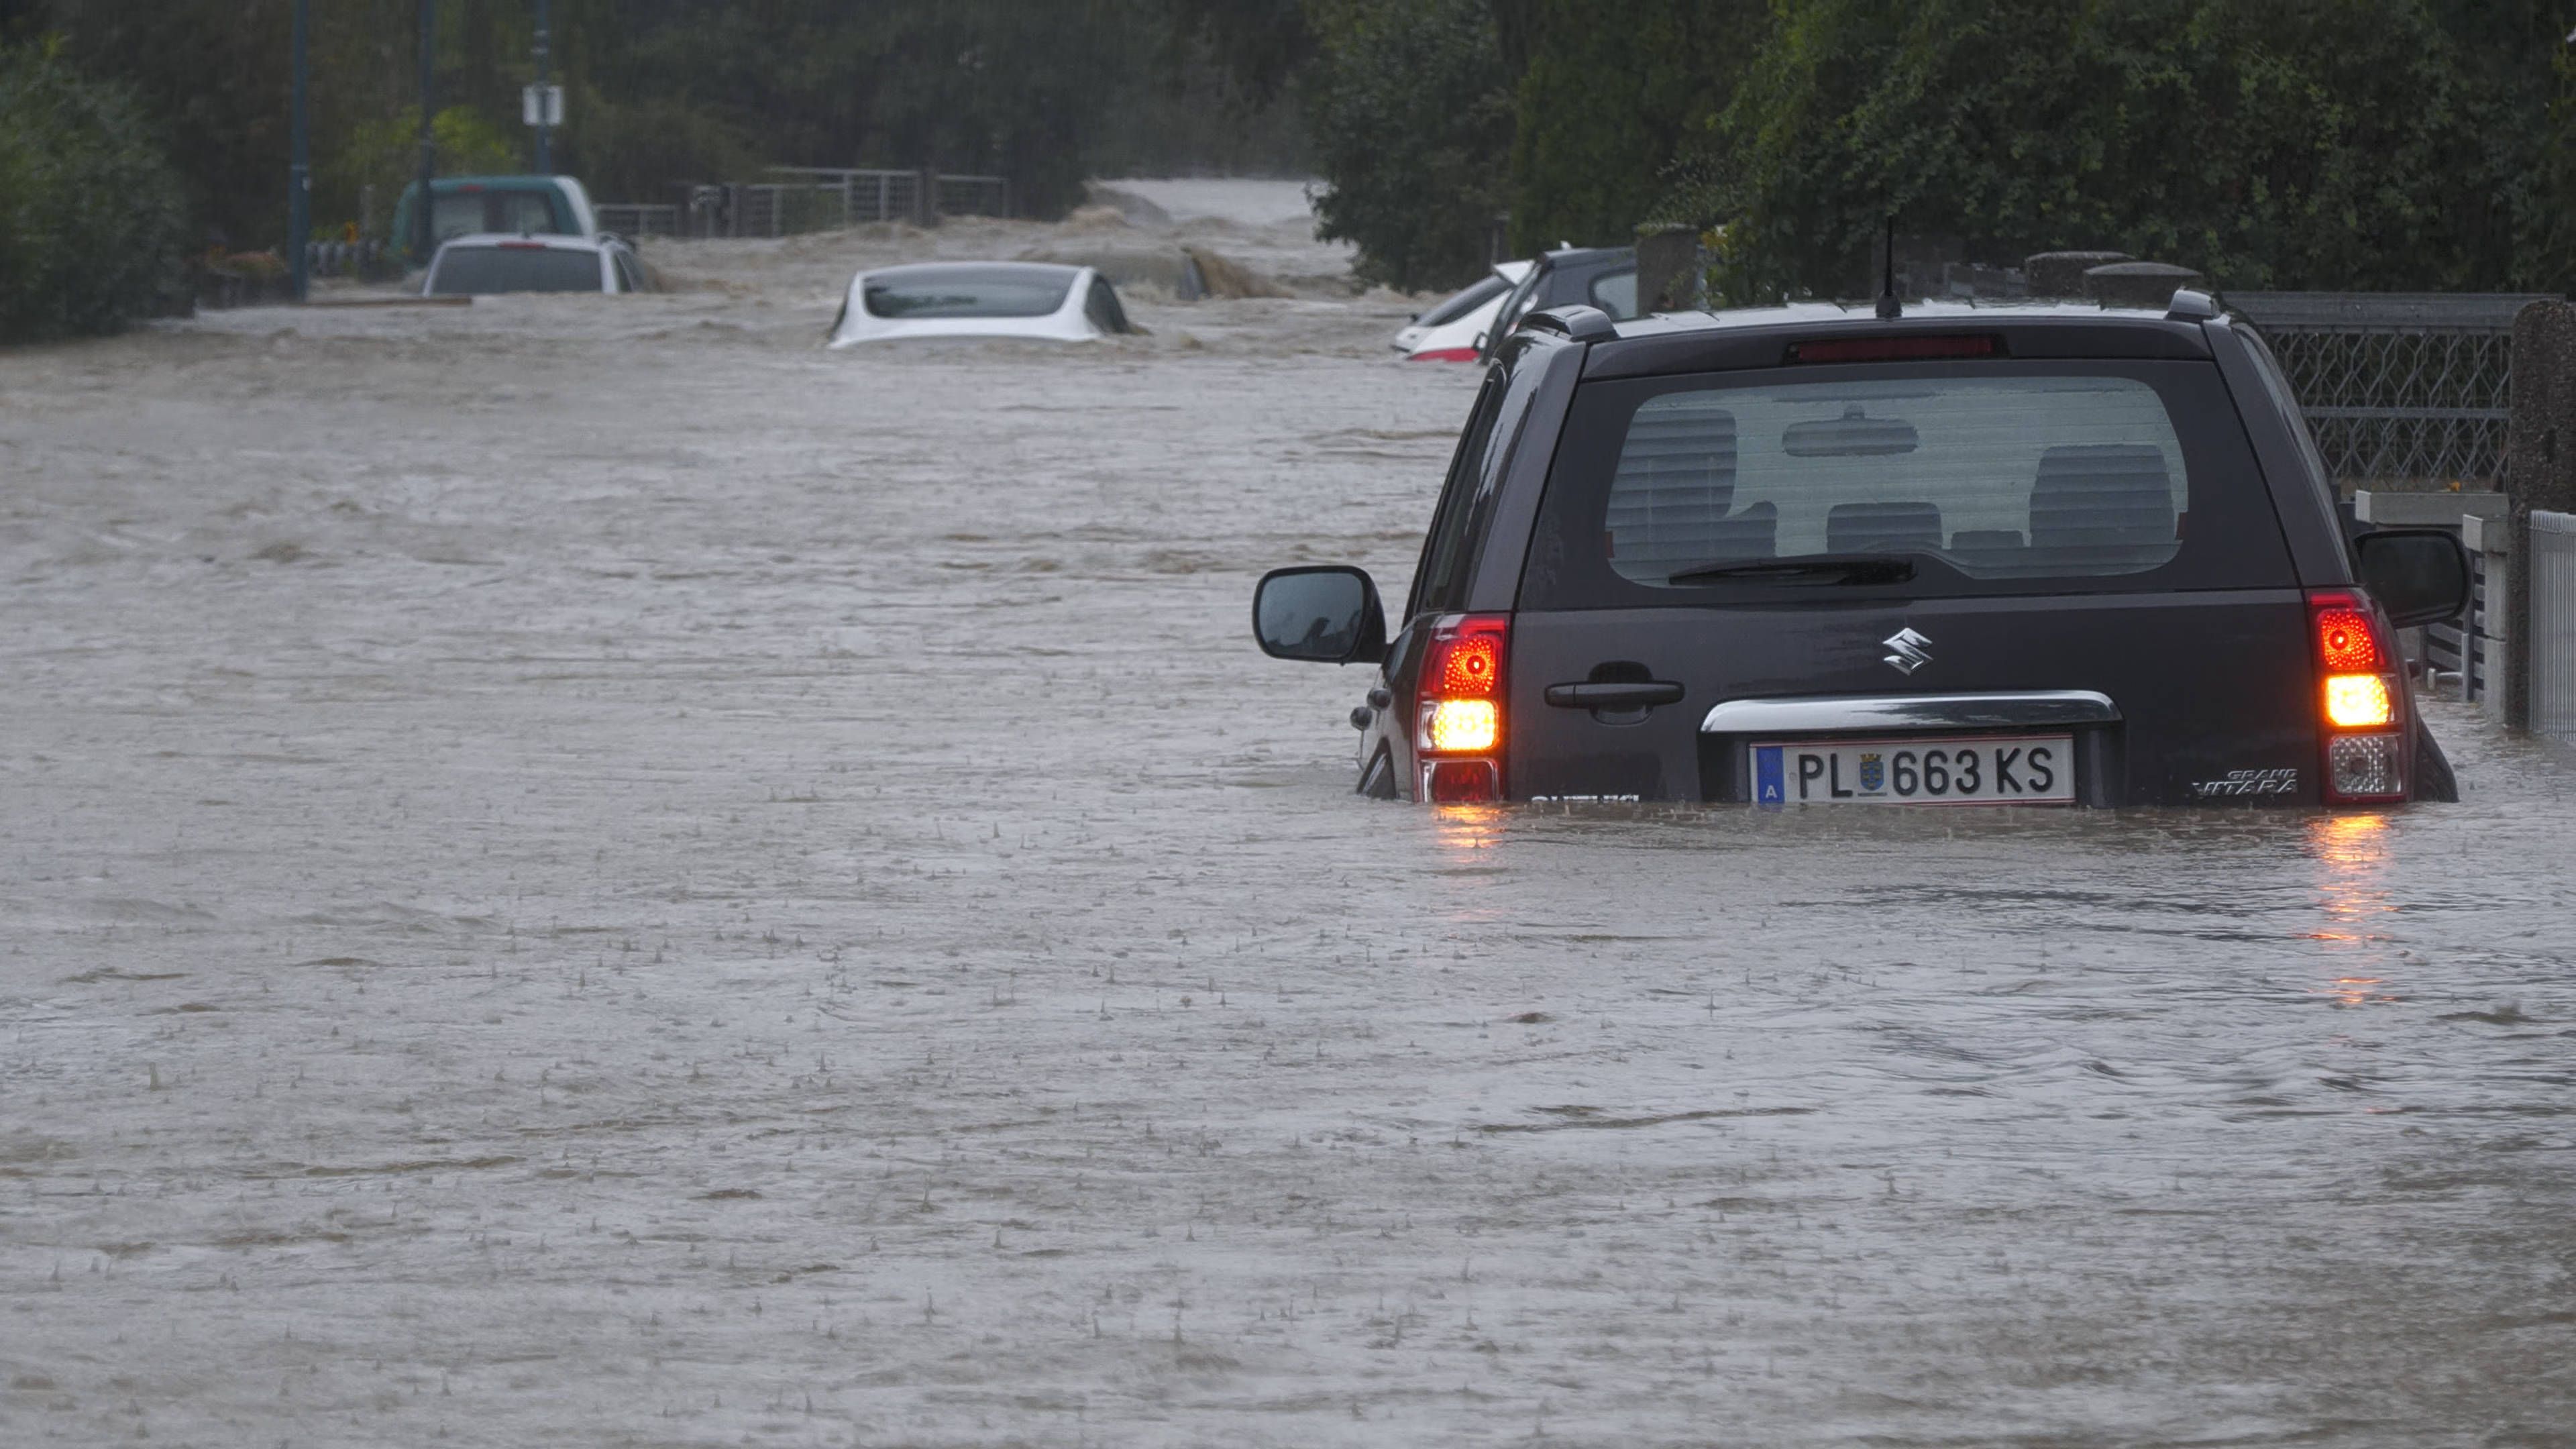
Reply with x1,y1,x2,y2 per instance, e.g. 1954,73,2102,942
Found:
4,211,2574,1446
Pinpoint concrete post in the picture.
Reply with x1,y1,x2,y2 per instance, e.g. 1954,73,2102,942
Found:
915,167,939,228
2501,299,2576,729
1633,223,1698,316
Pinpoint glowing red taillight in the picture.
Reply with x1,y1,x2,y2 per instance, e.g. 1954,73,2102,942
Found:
1435,632,1500,697
2308,589,2404,802
1417,613,1510,800
2314,605,2382,674
1409,346,1481,362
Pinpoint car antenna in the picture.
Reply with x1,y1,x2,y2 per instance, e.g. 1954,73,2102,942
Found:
1874,215,1900,320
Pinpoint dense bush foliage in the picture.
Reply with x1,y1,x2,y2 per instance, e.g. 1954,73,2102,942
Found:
1303,0,1513,291
11,0,2571,303
0,42,187,342
1291,0,2576,299
1491,0,1761,254
1666,0,2576,301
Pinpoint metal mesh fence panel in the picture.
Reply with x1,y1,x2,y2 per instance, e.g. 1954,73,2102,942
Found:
2230,293,2557,488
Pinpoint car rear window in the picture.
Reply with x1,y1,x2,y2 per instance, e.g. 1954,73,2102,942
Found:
430,190,565,243
863,266,1073,319
428,245,602,295
1519,359,2295,608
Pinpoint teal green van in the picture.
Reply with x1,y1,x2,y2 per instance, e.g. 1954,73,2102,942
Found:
391,176,600,262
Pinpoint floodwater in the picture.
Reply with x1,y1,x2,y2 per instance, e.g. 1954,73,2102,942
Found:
4,188,2574,1448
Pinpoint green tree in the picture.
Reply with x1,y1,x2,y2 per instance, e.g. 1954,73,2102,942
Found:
1304,0,1514,290
0,40,187,341
1495,0,1766,252
1674,0,2576,301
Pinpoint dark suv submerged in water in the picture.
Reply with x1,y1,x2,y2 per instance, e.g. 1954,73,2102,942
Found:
1254,294,2471,808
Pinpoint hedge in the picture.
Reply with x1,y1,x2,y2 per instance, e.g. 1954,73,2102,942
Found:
0,42,189,343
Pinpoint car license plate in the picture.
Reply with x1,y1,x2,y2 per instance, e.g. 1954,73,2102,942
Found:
1750,734,2074,806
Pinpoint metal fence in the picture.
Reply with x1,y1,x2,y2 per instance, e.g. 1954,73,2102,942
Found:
933,172,1010,219
2229,292,2558,487
2426,545,2491,700
636,169,1012,239
596,204,679,238
2533,510,2576,738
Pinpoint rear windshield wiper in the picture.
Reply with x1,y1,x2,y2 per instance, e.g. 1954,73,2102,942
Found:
1664,554,1918,587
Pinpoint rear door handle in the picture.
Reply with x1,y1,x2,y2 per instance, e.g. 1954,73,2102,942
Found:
1544,681,1684,709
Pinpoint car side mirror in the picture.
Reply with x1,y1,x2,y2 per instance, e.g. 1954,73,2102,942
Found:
2355,528,2471,628
1253,566,1385,665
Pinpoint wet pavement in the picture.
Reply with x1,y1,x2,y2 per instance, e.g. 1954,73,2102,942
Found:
3,196,2574,1446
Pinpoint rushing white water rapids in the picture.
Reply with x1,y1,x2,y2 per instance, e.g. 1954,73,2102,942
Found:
3,188,2573,1447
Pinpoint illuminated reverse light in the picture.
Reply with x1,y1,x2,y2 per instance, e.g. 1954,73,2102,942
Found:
1427,698,1500,753
2323,674,2394,729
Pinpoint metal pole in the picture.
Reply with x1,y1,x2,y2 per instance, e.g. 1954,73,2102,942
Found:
533,0,551,172
290,0,310,300
415,0,436,264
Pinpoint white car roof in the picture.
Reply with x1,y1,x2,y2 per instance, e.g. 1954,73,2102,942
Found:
431,231,608,254
828,262,1108,347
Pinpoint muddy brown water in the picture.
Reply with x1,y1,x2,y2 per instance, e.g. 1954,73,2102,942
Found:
3,213,2574,1446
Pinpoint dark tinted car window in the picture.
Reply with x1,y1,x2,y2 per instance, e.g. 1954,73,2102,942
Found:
2237,327,2341,521
864,266,1074,319
1521,360,2296,608
1409,376,1509,619
429,246,602,294
1083,278,1130,334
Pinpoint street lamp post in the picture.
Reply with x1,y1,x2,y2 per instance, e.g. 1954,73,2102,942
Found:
415,0,436,264
289,0,309,300
533,0,552,173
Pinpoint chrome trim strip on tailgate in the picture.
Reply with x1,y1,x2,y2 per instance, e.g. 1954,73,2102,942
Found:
1700,690,2120,734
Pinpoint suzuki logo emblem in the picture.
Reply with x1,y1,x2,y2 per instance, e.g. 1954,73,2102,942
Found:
1882,627,1934,676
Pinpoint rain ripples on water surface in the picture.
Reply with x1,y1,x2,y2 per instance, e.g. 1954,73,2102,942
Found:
2,197,2572,1445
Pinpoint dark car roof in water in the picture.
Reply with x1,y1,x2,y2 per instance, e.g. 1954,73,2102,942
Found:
1582,301,2217,380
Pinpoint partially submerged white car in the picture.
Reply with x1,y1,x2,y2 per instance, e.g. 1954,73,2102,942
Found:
826,262,1135,347
1395,260,1531,362
421,232,648,296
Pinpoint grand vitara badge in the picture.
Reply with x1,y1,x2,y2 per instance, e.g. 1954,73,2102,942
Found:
1882,627,1933,676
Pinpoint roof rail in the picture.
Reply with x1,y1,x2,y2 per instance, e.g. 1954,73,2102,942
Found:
1524,305,1618,342
2165,288,2221,322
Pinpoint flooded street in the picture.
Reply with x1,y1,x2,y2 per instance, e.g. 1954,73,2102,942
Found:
5,190,2575,1446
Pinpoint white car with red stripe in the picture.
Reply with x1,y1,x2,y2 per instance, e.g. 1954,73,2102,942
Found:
1398,261,1529,362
